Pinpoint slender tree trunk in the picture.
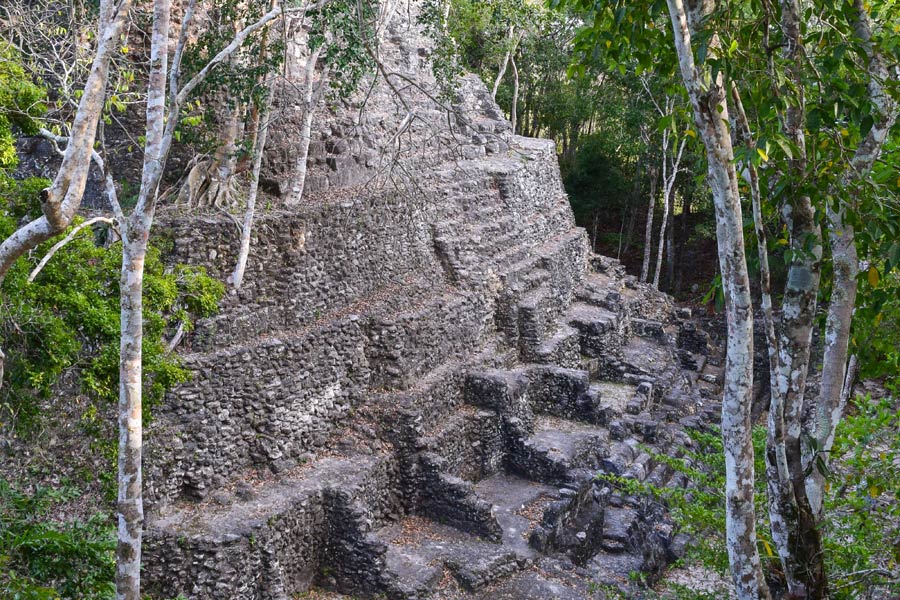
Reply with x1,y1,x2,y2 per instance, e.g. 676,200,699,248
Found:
288,45,325,206
806,204,856,505
773,2,827,594
666,1,770,598
652,179,669,289
808,0,898,516
623,203,637,257
675,189,690,294
232,77,276,290
666,187,676,290
231,0,278,288
510,53,519,134
617,206,627,260
491,24,515,100
116,234,148,600
730,83,799,584
115,2,168,598
623,156,644,258
653,137,686,290
641,167,658,283
0,0,133,286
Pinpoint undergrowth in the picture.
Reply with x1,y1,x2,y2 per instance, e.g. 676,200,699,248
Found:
0,480,115,599
0,176,224,597
0,176,224,437
599,405,900,599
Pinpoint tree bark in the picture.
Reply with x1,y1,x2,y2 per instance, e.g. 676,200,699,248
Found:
491,25,515,100
773,2,826,595
730,83,800,586
510,53,519,134
641,166,658,283
115,2,169,597
0,0,133,285
287,45,325,206
665,1,770,598
665,183,676,290
204,101,243,208
808,0,898,516
653,136,686,290
675,188,691,294
232,76,276,289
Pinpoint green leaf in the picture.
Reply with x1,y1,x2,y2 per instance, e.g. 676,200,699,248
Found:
868,266,880,288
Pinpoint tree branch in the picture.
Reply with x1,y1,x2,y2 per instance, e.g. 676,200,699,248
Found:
27,216,116,283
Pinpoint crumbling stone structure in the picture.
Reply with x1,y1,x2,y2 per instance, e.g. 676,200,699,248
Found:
141,3,726,598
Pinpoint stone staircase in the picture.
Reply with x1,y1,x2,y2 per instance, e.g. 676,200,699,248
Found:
144,246,721,599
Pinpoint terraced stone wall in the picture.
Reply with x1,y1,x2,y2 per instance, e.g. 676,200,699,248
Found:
145,134,588,507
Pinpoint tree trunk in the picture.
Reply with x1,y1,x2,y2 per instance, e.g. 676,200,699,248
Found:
510,53,519,134
232,77,276,290
808,0,898,516
652,180,669,289
730,83,799,585
0,0,133,286
205,101,243,208
665,1,770,598
288,45,325,206
116,234,148,600
491,25,515,100
115,1,169,597
675,189,689,294
773,2,826,595
653,136,685,290
641,167,658,283
666,186,676,290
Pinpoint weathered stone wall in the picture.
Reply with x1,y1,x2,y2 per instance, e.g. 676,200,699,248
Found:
146,128,585,506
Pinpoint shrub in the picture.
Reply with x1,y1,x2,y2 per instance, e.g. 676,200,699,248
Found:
0,176,225,434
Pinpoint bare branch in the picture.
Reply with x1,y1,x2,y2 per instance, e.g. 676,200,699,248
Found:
27,216,116,283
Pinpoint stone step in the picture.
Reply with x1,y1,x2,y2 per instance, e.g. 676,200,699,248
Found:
381,543,443,600
600,506,640,553
365,288,491,390
372,516,526,596
476,566,592,600
472,473,558,559
531,324,582,368
418,453,503,542
495,245,543,278
588,381,639,425
508,415,609,486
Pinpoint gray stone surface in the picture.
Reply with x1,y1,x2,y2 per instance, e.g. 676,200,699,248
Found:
141,2,723,598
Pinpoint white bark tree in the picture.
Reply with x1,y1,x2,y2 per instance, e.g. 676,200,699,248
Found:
232,75,276,290
491,24,516,100
0,0,133,385
639,117,658,284
0,0,132,285
665,1,770,598
653,132,686,290
638,82,688,291
287,43,327,206
806,0,898,517
510,52,520,134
